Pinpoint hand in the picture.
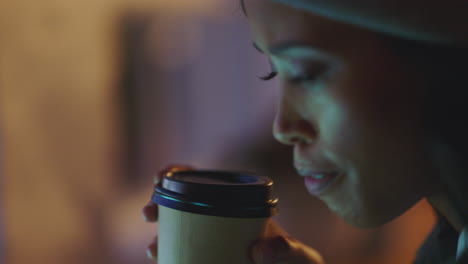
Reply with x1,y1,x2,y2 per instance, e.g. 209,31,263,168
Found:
142,165,194,261
251,221,325,264
142,165,324,264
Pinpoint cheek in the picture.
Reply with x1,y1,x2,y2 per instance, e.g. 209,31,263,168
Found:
317,88,419,194
319,92,414,173
320,60,424,161
318,101,350,152
318,101,427,226
316,93,365,165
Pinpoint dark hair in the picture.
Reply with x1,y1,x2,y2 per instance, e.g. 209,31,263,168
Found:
423,44,468,225
391,40,468,142
380,36,468,226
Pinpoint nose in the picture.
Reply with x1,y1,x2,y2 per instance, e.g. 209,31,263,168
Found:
272,97,318,146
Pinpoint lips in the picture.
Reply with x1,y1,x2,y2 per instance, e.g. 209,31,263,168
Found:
295,167,344,195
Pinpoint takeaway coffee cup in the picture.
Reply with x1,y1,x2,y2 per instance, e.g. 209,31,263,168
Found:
151,169,279,264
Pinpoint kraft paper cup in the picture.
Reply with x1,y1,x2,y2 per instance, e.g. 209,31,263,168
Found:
152,170,279,264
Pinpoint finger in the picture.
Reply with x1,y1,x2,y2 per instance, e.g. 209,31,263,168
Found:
154,165,194,186
142,201,158,222
146,238,158,261
251,236,323,264
251,236,289,264
147,165,193,222
265,219,290,237
164,164,194,172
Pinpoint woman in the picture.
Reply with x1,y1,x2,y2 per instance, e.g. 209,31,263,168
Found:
143,0,468,263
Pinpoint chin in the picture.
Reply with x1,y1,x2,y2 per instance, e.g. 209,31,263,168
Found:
341,214,390,228
327,203,398,228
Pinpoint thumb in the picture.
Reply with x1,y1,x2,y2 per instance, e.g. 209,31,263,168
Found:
251,236,324,264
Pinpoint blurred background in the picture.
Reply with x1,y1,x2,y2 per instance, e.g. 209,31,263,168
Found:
0,0,437,263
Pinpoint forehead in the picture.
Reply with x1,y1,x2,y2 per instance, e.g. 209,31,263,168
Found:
244,0,378,56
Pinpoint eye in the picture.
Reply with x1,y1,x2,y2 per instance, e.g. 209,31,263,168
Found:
287,63,327,85
287,73,320,84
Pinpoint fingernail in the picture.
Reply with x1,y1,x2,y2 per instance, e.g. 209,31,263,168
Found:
142,204,156,222
153,174,161,185
255,236,292,263
146,248,154,260
142,206,150,222
253,243,273,264
269,236,291,262
147,243,157,260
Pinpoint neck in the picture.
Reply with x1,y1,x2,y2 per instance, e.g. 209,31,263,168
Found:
427,194,463,233
427,139,466,233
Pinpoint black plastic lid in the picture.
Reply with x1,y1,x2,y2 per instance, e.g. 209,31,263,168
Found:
151,170,279,218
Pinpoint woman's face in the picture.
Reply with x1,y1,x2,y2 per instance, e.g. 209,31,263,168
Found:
245,0,438,227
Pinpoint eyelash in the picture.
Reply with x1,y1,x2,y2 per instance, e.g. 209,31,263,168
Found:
259,59,278,81
259,71,278,81
259,72,320,84
258,60,325,83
